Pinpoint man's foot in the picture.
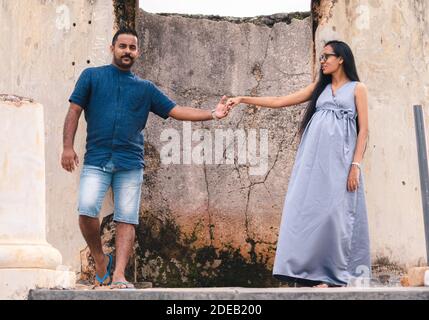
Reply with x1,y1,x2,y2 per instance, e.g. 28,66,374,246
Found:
94,254,112,286
110,281,136,290
111,272,135,289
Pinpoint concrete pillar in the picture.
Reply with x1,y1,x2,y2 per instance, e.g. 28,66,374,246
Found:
0,96,75,300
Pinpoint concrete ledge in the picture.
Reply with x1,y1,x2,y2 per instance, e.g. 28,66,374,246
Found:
29,287,429,300
1,269,76,300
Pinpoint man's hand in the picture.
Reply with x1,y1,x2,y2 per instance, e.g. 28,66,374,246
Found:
213,96,230,119
62,103,83,172
169,96,231,121
61,148,79,173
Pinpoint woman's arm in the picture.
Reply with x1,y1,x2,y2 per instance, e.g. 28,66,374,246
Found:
353,83,369,164
347,82,369,192
227,82,316,109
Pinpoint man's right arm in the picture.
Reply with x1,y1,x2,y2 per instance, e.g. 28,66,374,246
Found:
61,103,83,172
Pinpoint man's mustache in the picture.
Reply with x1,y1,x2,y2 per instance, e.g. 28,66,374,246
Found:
121,55,133,60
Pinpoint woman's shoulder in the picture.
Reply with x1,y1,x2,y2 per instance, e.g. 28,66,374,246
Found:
353,82,368,95
354,81,366,87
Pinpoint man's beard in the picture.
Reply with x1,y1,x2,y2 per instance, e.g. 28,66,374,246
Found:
113,54,135,69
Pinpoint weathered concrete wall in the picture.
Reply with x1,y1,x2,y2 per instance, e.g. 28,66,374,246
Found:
313,0,429,267
97,10,313,287
0,0,117,271
4,0,426,287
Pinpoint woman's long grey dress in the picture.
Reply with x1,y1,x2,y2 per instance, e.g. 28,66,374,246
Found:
273,81,371,286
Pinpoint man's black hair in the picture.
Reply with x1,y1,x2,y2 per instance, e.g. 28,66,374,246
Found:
112,28,139,45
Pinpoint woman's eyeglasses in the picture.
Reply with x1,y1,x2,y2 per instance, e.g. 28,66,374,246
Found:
319,53,338,62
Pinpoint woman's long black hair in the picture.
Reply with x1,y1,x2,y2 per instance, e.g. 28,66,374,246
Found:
299,40,361,136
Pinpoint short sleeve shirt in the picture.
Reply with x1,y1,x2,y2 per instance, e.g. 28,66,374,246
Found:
69,64,176,170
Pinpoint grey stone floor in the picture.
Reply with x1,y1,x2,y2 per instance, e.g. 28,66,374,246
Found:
29,286,429,300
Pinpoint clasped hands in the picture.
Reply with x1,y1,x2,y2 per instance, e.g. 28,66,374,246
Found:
212,96,242,120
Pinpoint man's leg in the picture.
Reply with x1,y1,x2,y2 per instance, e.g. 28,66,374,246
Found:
111,168,144,285
79,216,110,281
112,222,135,283
78,165,112,283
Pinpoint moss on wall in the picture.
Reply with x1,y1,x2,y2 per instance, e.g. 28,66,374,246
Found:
79,142,282,287
83,211,282,287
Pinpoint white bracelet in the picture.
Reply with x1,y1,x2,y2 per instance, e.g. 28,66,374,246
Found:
351,162,361,169
211,109,219,120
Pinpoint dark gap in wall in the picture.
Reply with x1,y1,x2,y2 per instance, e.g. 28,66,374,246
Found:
311,0,321,39
311,0,321,79
113,0,138,29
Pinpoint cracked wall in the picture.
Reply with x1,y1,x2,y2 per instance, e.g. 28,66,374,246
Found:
90,2,429,285
97,10,314,287
4,0,427,286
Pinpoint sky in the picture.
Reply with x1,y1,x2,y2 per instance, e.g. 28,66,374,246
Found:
139,0,312,18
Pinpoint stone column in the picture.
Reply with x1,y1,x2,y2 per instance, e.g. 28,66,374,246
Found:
0,96,75,300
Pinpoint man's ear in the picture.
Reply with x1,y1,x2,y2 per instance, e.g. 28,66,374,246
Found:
110,44,115,53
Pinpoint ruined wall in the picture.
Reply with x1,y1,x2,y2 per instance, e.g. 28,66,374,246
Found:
313,0,429,267
103,10,313,286
3,0,426,287
0,0,118,271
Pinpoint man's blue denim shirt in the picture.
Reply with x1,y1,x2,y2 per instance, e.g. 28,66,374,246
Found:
69,64,176,170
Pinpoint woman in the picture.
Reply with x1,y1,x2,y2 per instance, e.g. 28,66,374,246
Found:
227,41,371,287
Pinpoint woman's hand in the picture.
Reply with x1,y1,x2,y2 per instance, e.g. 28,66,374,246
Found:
226,97,242,111
347,165,360,192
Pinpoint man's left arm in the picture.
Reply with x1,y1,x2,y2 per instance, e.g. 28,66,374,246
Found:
169,96,229,121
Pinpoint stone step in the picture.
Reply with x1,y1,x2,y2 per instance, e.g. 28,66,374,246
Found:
29,287,429,300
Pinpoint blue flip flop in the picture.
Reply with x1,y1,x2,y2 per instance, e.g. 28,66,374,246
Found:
95,254,113,286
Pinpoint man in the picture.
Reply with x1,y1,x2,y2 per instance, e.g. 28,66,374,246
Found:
61,28,229,289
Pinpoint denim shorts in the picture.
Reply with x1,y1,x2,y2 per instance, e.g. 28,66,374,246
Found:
78,159,144,225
